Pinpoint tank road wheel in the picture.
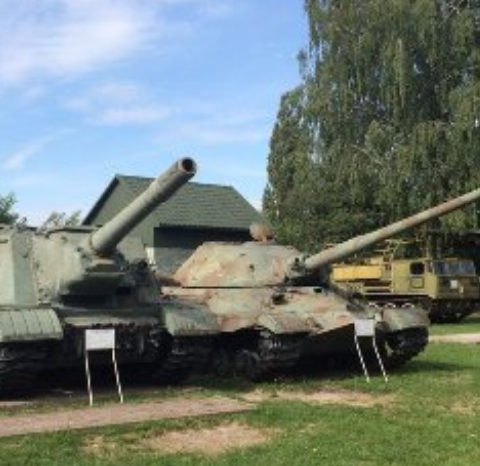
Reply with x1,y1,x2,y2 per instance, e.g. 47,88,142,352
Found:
211,349,234,378
152,336,213,385
379,328,429,369
152,358,190,385
0,344,47,397
235,350,266,382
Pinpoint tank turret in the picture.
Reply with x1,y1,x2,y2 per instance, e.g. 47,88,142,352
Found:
168,185,480,381
39,157,197,299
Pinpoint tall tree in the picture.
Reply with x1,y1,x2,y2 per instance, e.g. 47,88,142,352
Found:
303,0,480,236
263,86,319,250
263,84,368,251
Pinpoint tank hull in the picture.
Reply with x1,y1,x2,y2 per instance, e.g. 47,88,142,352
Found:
165,285,429,380
0,299,217,394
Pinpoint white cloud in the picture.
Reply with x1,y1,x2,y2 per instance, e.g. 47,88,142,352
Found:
152,0,237,18
0,0,157,86
66,82,170,126
1,129,72,171
97,107,169,125
194,1,237,20
167,123,266,145
0,0,237,87
5,172,56,187
211,165,266,179
2,137,54,171
157,103,271,146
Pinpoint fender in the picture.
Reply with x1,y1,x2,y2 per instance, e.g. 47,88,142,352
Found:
381,305,430,332
0,308,63,343
256,312,311,334
163,301,219,336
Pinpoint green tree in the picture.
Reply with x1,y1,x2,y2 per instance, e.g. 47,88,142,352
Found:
263,86,319,249
263,85,362,252
0,193,20,225
39,211,82,230
303,0,480,237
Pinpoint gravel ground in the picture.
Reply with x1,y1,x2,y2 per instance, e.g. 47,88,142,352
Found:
429,333,480,344
0,396,255,438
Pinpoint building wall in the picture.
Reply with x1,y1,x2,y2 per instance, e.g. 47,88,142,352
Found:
88,183,154,248
85,179,262,274
88,184,130,226
153,226,251,275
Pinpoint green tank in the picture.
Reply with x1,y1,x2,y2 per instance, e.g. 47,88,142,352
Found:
165,187,480,381
0,157,218,395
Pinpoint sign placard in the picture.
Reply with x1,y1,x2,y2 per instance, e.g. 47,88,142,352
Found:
353,317,388,383
84,328,123,405
85,329,115,351
354,318,376,337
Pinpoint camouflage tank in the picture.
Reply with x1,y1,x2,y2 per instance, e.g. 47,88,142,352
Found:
165,187,480,381
0,157,218,395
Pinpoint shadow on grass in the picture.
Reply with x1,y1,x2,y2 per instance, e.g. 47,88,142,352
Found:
0,360,390,403
462,313,480,324
393,358,477,375
5,346,477,403
430,312,480,334
279,352,477,383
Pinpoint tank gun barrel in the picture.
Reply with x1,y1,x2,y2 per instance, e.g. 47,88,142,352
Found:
288,186,480,278
89,157,196,256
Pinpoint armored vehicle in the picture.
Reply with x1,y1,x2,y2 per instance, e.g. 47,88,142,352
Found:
331,239,480,323
0,157,217,395
165,187,480,381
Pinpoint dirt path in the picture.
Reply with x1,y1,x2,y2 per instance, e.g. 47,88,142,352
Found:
430,333,480,344
0,397,254,438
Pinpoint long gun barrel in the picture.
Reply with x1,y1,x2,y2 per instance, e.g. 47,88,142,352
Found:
288,186,480,277
88,157,196,256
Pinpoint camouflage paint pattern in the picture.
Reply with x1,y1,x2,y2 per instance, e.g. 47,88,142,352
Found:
170,185,480,361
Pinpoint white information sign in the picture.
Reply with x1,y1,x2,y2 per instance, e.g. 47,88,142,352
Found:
352,317,388,383
354,318,376,337
85,329,116,351
84,329,123,405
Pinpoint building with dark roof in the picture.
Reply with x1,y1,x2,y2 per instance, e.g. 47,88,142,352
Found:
83,175,266,274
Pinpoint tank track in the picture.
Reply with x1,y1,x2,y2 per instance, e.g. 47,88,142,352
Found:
0,343,48,397
232,332,304,382
428,301,474,324
381,328,429,368
152,336,212,384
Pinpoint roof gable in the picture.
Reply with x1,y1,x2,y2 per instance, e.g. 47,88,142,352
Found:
84,175,266,231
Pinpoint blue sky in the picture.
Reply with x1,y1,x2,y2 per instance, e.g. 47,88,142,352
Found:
0,0,307,224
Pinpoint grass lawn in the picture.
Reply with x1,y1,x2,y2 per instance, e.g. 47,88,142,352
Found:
430,313,480,335
1,338,480,466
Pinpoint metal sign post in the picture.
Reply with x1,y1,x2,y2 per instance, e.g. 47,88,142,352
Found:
353,318,388,383
84,329,124,406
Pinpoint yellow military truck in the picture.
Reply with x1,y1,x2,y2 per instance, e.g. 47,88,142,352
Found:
331,240,480,323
